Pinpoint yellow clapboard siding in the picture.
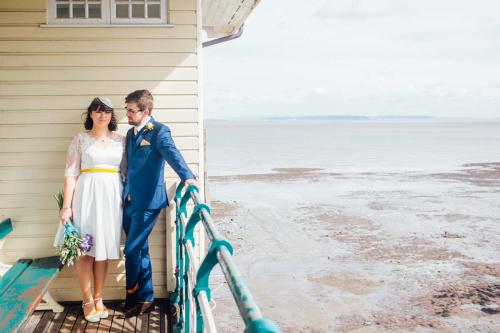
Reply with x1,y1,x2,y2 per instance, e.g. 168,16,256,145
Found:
0,0,46,11
9,222,56,236
0,109,198,124
0,209,56,222
0,39,196,53
0,67,197,81
169,0,196,11
0,192,179,209
1,244,166,262
0,123,198,138
0,95,198,110
0,81,197,96
0,0,201,302
0,210,169,231
0,10,194,26
0,164,199,181
51,272,165,289
0,11,45,25
0,167,64,182
0,53,197,67
0,136,198,152
0,150,199,167
0,9,194,25
9,221,163,237
2,234,164,250
0,25,196,39
58,259,165,277
170,11,196,25
0,150,199,184
49,286,169,302
0,149,199,168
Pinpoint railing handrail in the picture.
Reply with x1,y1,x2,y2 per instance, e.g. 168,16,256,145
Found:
171,183,280,333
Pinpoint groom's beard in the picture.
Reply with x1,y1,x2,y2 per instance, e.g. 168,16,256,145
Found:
128,119,141,126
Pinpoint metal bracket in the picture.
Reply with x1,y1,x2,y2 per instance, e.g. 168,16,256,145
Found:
194,238,233,301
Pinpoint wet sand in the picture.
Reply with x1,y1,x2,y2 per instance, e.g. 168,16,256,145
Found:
207,163,500,332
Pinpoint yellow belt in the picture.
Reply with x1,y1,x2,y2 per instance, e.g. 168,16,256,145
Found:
80,168,119,174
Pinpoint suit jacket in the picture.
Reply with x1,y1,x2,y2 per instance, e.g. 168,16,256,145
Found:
123,117,195,210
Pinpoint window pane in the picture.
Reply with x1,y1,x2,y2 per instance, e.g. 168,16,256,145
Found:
132,4,145,18
147,4,160,18
88,4,101,18
73,4,85,18
116,4,129,18
56,4,70,18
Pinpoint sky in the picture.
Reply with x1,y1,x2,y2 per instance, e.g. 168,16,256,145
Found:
203,0,500,119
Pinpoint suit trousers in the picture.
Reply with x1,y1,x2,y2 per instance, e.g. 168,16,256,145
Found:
123,203,161,302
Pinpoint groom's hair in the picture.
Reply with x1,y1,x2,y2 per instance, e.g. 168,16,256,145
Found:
125,89,154,115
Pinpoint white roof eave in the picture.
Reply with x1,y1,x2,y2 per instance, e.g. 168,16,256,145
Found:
202,0,261,38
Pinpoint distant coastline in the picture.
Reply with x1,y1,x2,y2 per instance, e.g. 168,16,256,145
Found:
206,115,499,122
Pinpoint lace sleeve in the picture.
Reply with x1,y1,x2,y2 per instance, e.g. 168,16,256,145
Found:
119,134,127,182
64,133,81,177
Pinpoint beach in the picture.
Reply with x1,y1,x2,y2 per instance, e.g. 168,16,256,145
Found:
205,120,500,332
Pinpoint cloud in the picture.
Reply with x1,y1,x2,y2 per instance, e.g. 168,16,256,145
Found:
313,0,396,20
204,0,500,119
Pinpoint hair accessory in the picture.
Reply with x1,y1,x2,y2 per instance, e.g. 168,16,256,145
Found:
94,96,114,109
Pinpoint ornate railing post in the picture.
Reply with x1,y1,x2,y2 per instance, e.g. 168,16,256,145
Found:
172,183,280,333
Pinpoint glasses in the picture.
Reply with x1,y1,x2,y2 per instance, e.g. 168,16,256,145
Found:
125,107,144,114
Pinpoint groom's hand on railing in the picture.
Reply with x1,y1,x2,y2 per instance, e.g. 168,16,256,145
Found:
183,178,199,190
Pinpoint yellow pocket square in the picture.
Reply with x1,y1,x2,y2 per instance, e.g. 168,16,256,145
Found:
140,139,151,146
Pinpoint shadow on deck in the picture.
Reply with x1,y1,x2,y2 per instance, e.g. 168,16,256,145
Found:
23,298,172,333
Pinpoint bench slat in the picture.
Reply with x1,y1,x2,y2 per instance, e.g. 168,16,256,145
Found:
0,259,32,297
0,256,62,332
0,218,13,240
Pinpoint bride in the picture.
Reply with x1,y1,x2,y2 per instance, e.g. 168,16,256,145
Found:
59,97,125,322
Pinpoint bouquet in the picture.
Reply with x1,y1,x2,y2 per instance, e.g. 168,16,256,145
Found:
54,191,93,266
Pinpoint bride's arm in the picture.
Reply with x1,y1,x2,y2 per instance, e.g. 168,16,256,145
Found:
60,177,77,225
60,133,81,225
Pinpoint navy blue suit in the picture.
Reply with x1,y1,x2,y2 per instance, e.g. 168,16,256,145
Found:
123,117,195,303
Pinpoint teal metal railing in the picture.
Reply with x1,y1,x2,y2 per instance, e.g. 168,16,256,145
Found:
170,183,280,333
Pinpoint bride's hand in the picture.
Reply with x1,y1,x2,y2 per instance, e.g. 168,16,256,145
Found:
59,207,72,225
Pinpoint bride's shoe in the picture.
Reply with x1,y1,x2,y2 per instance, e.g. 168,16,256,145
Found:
94,297,109,319
83,300,100,323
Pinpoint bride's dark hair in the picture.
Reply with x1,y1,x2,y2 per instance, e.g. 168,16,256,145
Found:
83,98,118,131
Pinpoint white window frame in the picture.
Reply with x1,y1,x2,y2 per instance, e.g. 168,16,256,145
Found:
47,0,168,25
111,0,167,25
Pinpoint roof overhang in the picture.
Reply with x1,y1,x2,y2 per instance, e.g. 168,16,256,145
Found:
202,0,261,38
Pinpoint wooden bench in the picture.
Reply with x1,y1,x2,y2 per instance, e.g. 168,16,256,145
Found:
0,218,64,332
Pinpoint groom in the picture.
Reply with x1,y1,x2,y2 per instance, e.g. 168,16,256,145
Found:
122,89,197,317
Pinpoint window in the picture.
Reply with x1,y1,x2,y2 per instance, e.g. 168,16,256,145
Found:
48,0,167,25
112,0,166,24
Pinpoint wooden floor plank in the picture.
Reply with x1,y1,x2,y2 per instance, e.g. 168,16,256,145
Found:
85,317,100,333
148,303,161,333
45,307,69,333
71,305,87,333
21,310,44,333
109,303,125,333
59,304,81,333
24,299,171,333
97,302,116,333
160,302,169,333
33,311,55,333
135,313,149,333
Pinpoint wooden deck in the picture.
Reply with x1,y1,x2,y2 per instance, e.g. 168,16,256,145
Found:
22,299,172,333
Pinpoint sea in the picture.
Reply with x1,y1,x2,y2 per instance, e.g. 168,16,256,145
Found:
204,119,500,332
206,120,500,175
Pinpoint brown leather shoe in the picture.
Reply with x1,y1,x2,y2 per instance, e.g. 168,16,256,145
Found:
124,302,155,318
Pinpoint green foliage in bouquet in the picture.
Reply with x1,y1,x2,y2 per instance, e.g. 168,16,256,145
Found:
54,191,92,266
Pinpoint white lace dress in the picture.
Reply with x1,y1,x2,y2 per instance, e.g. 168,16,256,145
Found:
64,132,125,260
